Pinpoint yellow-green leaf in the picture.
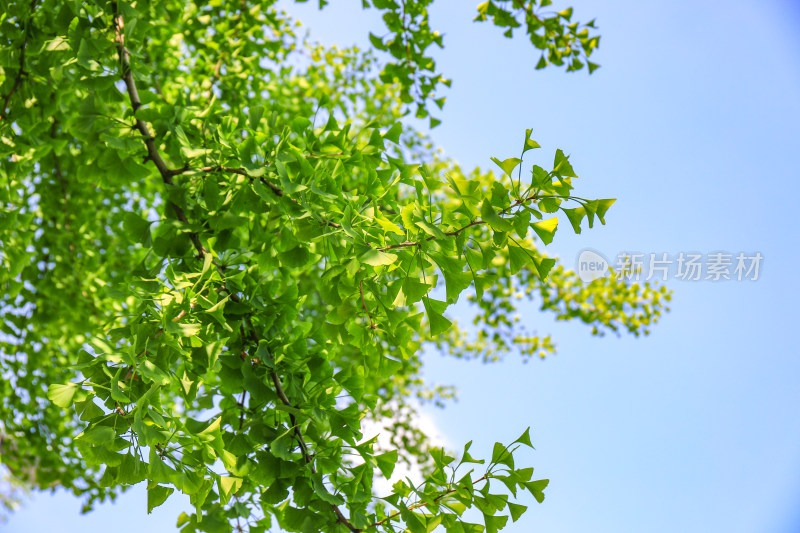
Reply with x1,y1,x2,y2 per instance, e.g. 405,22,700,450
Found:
531,217,558,244
47,382,79,408
360,249,398,266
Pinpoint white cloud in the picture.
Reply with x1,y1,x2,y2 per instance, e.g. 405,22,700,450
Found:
360,403,451,497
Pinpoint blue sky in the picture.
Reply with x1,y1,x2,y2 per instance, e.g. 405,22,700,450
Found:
6,1,800,532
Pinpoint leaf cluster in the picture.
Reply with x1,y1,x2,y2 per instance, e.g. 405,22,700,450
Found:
0,1,668,531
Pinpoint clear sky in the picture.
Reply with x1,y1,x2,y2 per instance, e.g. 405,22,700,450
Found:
6,1,800,532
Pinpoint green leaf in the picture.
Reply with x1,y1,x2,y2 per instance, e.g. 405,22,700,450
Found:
512,210,531,239
530,165,550,187
536,55,548,69
138,361,170,386
562,206,586,234
480,200,513,233
507,245,531,275
368,32,386,50
491,157,522,178
123,212,152,245
47,382,79,408
507,502,527,522
76,426,116,446
375,449,398,479
491,442,513,468
422,297,452,335
522,129,540,154
166,321,202,337
442,267,473,304
415,219,447,239
311,474,345,505
383,122,403,143
77,398,104,422
525,479,549,503
400,203,416,229
595,198,616,224
538,197,561,213
484,513,508,533
360,249,398,266
553,149,578,178
514,427,533,448
147,485,174,513
393,277,433,307
533,256,556,281
460,441,485,465
531,217,558,244
219,476,243,497
110,370,130,403
118,453,147,485
375,213,405,235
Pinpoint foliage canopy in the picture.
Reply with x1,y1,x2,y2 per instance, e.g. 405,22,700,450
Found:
0,0,669,531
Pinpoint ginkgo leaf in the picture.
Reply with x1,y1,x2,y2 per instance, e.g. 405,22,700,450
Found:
531,217,558,244
553,149,578,178
491,156,522,178
522,129,541,154
47,383,79,408
563,206,586,233
148,485,174,514
1,4,672,531
481,200,514,233
375,215,405,235
360,249,398,266
423,297,452,335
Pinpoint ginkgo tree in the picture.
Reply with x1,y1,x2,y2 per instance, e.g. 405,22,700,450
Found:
0,0,670,531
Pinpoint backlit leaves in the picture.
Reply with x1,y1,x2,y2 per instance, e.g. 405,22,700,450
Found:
0,1,672,532
47,383,80,408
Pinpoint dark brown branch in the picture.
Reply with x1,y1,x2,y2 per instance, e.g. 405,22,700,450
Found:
112,10,367,530
112,2,205,258
246,316,360,532
1,0,37,121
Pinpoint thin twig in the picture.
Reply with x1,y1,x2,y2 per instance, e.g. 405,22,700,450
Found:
379,219,485,250
378,193,540,251
182,165,342,229
246,316,360,532
367,474,490,530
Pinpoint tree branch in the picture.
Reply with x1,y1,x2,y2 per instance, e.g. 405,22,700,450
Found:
184,165,342,229
1,0,37,122
112,2,205,257
113,10,357,530
243,315,361,532
377,193,540,251
367,474,490,530
111,11,409,530
379,219,486,251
